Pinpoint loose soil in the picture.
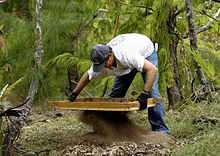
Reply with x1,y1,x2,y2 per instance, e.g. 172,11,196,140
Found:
78,111,172,144
61,111,175,155
26,110,177,156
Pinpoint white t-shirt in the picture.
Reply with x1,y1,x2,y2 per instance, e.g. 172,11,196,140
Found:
88,33,154,80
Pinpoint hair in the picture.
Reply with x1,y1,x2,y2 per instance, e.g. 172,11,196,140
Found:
108,46,113,53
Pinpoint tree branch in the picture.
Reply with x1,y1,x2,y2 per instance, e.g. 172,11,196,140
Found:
12,145,51,155
213,0,220,2
196,8,220,32
185,0,212,101
0,98,30,117
113,14,120,38
199,0,212,11
174,8,184,18
70,13,98,40
197,10,220,22
181,8,220,39
0,84,9,98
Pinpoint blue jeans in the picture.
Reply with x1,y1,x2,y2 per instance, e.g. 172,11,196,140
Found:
108,49,169,134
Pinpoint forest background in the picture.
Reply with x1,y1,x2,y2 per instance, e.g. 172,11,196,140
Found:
0,0,219,155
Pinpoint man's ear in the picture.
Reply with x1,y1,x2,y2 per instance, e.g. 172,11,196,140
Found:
109,52,114,57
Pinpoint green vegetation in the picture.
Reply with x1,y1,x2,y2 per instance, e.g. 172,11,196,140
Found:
14,95,220,155
16,112,90,155
0,0,219,155
0,0,219,102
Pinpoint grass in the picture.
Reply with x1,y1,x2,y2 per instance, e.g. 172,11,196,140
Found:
13,95,220,155
167,99,220,139
170,129,220,156
15,112,92,155
166,97,220,156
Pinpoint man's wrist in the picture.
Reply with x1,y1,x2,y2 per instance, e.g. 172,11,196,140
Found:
142,89,150,95
72,91,79,95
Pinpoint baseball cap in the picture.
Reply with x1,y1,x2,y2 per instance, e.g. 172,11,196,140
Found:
90,44,110,72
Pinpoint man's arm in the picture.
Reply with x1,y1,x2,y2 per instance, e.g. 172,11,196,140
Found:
68,71,91,102
73,71,91,94
137,59,158,110
142,59,158,92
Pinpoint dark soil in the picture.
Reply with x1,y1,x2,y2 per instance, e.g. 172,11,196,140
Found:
26,110,177,156
78,111,172,144
59,111,176,155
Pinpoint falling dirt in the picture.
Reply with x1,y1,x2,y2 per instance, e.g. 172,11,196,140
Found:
60,111,176,155
25,109,176,155
77,111,173,144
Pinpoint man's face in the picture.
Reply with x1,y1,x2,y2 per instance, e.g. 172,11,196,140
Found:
104,53,114,70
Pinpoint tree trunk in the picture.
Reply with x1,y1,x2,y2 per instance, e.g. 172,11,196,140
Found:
66,50,79,92
185,0,212,101
166,7,183,105
35,0,44,64
68,13,98,91
1,0,44,155
23,0,33,21
68,65,79,91
2,79,37,155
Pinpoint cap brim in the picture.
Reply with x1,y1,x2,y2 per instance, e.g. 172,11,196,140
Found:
93,62,105,72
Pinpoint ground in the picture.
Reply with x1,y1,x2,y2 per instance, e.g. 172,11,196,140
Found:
7,94,220,155
7,92,220,155
15,109,179,156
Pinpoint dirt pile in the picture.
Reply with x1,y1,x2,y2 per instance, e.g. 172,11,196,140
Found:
61,111,176,155
77,111,173,144
61,140,175,156
25,110,176,155
79,111,149,143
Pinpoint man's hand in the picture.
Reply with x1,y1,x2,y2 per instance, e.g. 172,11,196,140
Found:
137,93,150,110
68,92,78,102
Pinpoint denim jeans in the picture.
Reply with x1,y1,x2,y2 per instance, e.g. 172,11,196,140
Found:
108,49,169,134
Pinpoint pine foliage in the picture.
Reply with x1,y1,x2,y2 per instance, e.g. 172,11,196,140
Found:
0,0,219,104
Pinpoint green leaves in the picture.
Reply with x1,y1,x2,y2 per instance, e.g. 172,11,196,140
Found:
0,0,219,104
176,22,187,34
92,20,99,29
48,52,91,74
0,24,4,30
190,49,219,87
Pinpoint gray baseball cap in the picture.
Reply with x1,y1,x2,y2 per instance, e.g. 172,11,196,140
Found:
90,44,110,72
